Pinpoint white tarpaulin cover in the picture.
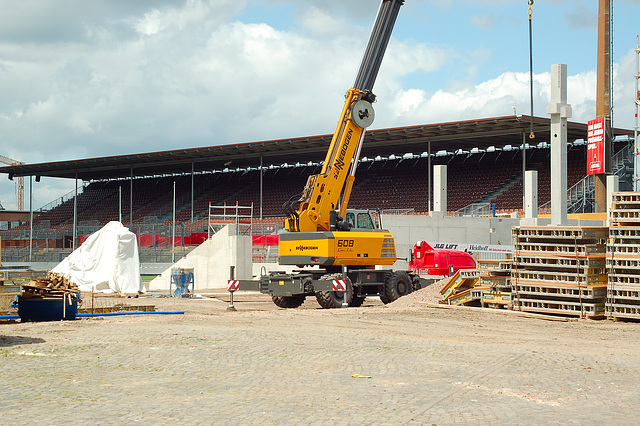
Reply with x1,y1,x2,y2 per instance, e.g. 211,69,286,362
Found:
53,221,143,293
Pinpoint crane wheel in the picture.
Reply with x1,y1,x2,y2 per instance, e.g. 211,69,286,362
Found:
412,275,422,292
272,295,306,309
382,271,413,303
315,289,353,309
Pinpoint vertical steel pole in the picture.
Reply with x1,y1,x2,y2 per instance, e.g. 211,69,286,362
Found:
73,173,78,251
342,264,348,308
427,141,432,213
227,265,237,311
595,0,611,212
172,181,176,264
260,155,263,221
191,162,195,222
635,35,639,191
130,168,133,226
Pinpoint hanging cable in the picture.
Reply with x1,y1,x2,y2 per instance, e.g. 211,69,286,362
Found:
528,1,535,140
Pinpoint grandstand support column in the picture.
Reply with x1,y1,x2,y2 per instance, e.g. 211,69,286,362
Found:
73,173,78,251
547,63,572,226
522,132,526,210
433,164,447,216
606,174,619,226
524,170,538,220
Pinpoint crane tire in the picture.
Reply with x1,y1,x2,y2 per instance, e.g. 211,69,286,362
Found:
272,295,306,309
412,275,422,292
315,289,353,309
383,271,413,303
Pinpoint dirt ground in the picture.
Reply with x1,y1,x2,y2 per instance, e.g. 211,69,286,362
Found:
3,282,640,423
100,281,640,353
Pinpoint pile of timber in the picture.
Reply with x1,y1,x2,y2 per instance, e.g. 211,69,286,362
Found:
22,272,79,299
607,192,640,320
512,226,608,319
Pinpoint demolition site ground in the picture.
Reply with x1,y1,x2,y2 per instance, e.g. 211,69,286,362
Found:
1,289,640,424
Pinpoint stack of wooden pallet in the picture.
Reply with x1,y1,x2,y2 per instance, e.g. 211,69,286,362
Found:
512,226,608,318
607,192,640,320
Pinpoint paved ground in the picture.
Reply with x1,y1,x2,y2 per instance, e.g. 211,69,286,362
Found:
1,292,640,424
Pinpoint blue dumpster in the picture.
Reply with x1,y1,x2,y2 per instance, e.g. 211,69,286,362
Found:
18,297,78,322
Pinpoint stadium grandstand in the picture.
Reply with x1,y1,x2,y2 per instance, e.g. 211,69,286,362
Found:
0,115,634,263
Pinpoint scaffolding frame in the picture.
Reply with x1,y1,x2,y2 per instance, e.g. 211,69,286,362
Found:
208,202,253,238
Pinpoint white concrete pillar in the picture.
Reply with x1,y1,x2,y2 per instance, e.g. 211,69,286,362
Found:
524,170,538,218
547,64,572,226
606,175,619,226
433,165,447,215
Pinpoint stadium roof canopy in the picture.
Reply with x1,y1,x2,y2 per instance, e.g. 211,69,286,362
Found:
0,115,633,181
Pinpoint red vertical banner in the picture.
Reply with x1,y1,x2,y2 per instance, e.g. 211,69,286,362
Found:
587,117,606,175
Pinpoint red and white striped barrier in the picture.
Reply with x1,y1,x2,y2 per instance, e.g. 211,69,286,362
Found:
227,280,239,292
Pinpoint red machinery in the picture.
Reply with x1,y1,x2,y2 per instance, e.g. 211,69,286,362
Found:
409,241,476,276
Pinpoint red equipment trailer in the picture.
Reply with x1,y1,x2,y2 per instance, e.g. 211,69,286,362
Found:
409,241,477,276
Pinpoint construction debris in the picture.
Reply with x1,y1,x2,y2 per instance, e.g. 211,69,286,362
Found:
21,271,80,299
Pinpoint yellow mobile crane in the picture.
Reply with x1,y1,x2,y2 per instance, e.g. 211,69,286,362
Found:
253,0,425,308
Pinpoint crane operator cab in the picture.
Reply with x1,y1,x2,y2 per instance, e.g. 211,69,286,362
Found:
342,209,378,230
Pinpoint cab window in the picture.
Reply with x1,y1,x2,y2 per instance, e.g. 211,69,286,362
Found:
345,213,355,228
356,213,374,229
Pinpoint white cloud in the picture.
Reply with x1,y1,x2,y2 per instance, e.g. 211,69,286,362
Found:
379,69,609,135
297,6,350,37
0,0,638,210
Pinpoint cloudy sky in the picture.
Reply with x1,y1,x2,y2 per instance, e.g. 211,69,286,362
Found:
0,0,639,210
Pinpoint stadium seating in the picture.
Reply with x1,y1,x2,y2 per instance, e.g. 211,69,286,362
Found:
3,143,608,234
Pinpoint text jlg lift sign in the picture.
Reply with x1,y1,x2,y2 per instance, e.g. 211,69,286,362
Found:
587,117,605,175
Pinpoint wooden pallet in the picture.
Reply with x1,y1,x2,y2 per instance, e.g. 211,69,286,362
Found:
515,242,605,256
607,257,640,270
78,305,155,314
513,283,607,301
515,255,605,271
512,226,608,240
514,271,606,285
607,285,640,301
513,297,605,318
606,303,640,320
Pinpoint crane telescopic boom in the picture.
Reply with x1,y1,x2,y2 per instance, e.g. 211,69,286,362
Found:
283,0,404,233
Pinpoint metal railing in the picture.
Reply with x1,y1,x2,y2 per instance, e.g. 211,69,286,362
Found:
455,203,491,217
539,142,633,214
208,202,254,237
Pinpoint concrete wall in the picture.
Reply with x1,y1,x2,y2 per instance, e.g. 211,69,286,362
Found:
381,214,519,269
149,225,252,291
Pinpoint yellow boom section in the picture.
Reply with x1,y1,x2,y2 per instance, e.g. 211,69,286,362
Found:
285,88,371,233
